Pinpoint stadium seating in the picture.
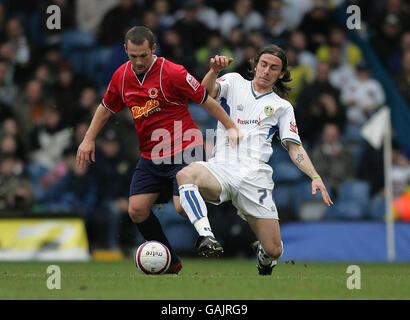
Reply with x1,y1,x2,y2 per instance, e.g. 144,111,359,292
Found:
325,180,371,220
369,194,386,220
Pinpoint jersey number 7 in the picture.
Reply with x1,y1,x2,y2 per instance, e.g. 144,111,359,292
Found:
257,189,267,205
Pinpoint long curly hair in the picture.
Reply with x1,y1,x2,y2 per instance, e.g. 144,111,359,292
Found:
250,45,292,98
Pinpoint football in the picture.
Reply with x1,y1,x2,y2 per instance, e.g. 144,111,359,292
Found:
135,241,171,275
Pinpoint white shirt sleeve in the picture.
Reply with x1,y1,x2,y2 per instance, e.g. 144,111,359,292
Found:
278,103,302,150
216,72,238,100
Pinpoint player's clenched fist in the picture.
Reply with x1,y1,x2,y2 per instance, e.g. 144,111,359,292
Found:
210,55,234,73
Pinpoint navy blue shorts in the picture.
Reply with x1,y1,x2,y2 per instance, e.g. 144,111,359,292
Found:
129,147,204,204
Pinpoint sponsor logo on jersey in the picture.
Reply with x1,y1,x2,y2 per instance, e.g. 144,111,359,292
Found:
237,117,261,125
148,87,158,99
264,106,274,116
216,77,226,82
290,121,298,134
237,104,244,111
131,99,160,119
186,73,200,91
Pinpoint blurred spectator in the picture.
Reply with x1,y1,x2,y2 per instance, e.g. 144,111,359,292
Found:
91,129,133,250
286,46,314,106
288,30,317,71
340,61,386,127
53,63,81,127
368,0,410,35
153,0,175,30
219,0,264,38
311,123,355,196
76,0,118,35
392,147,410,197
316,26,363,68
262,8,290,49
142,10,160,41
64,120,90,157
296,61,345,146
0,133,25,162
298,0,336,53
97,0,140,46
159,27,187,66
234,41,258,80
174,0,219,31
172,1,210,74
327,44,356,91
30,106,72,170
41,44,64,84
0,58,17,106
69,86,99,127
0,118,26,160
279,0,313,31
227,26,246,64
38,155,97,214
0,156,33,211
0,3,7,43
194,0,220,31
12,79,47,149
393,50,410,106
5,17,30,66
195,30,235,78
388,31,410,75
246,29,266,51
371,13,403,67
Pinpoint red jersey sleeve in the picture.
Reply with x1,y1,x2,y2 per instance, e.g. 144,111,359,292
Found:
102,64,127,113
168,63,208,105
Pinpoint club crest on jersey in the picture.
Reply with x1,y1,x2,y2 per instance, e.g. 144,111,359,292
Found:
237,104,244,111
264,106,274,116
290,121,298,134
148,87,158,99
186,73,200,91
131,99,160,119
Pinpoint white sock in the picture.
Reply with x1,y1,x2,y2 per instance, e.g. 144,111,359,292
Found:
179,184,214,237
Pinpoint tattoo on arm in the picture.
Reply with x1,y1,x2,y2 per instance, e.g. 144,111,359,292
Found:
296,154,304,164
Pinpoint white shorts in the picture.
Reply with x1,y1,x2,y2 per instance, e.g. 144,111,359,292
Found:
196,159,279,221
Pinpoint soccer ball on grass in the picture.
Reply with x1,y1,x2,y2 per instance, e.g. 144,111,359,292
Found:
134,241,171,275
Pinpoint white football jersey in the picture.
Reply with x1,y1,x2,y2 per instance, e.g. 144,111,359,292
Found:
211,72,302,164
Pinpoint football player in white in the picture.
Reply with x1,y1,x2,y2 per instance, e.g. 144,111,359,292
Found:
177,45,333,275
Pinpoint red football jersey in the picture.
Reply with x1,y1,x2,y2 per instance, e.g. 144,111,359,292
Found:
102,56,207,159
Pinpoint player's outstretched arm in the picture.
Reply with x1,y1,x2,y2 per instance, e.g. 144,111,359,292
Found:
76,104,112,168
287,142,333,206
201,55,234,98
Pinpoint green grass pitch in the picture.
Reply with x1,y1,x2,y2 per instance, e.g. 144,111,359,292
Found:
0,258,409,300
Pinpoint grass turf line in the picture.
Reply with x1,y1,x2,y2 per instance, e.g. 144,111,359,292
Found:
0,258,409,300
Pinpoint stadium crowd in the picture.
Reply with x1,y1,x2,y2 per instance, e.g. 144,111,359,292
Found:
0,0,410,253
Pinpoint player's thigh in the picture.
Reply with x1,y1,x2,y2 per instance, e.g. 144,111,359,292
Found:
178,162,222,202
128,193,159,222
245,215,282,256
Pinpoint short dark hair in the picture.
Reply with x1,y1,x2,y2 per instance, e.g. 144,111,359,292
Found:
250,44,292,98
124,26,155,48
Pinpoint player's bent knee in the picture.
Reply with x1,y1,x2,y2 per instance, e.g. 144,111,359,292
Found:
176,165,198,185
128,206,150,223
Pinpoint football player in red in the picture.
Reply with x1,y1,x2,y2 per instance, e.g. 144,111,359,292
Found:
76,26,241,273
